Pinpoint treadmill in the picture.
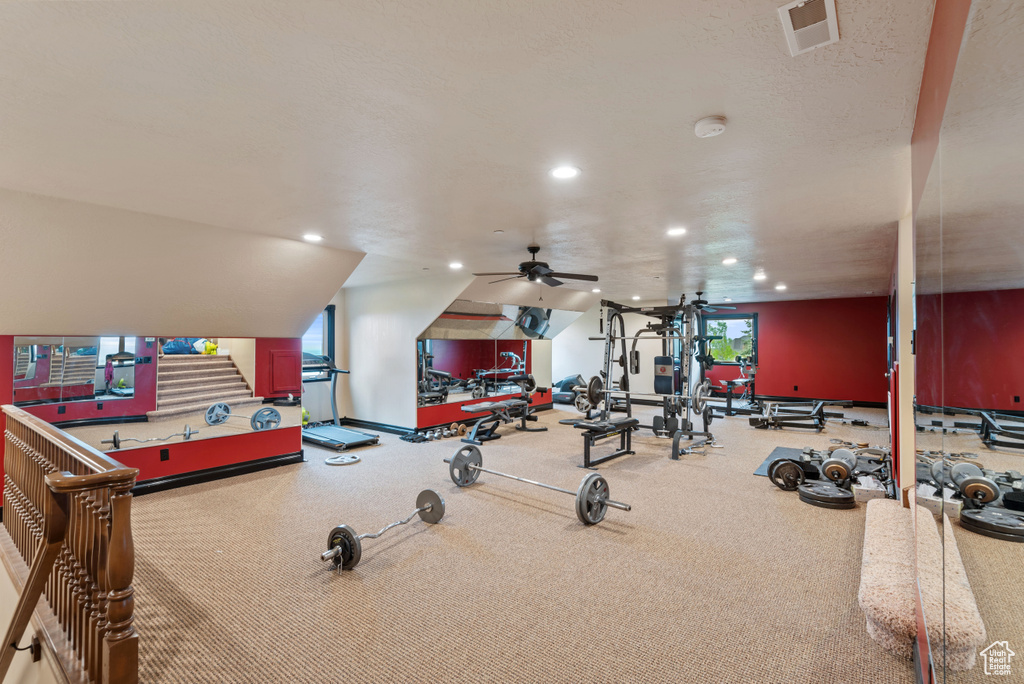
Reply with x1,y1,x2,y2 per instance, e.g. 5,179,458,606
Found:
302,357,380,451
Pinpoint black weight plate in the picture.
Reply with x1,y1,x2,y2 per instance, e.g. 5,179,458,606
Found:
959,513,1024,542
768,460,804,491
959,507,1024,537
798,490,857,510
416,489,446,524
576,472,609,525
449,445,482,487
798,461,821,480
1002,491,1024,512
587,375,604,407
327,524,362,570
797,481,856,504
653,415,665,432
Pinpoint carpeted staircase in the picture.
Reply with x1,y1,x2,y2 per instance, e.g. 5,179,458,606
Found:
147,355,263,420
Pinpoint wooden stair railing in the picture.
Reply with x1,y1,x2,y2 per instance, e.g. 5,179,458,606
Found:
1,405,139,684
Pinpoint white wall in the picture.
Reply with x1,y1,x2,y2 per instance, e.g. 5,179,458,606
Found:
0,187,363,336
531,339,552,388
343,274,474,428
215,338,256,390
0,568,63,684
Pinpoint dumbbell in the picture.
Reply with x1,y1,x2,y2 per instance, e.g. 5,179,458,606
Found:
821,448,857,483
205,402,282,431
950,463,1001,505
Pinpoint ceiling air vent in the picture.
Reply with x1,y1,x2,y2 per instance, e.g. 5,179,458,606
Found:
778,0,839,56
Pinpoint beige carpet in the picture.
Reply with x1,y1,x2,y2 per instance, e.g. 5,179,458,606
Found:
130,405,913,683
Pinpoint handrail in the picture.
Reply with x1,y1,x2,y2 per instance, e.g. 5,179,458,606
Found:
1,404,139,684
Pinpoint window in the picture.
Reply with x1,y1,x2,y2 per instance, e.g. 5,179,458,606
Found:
96,337,137,366
302,305,335,380
701,314,756,364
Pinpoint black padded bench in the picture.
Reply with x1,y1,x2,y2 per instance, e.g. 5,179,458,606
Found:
574,416,639,468
460,399,529,445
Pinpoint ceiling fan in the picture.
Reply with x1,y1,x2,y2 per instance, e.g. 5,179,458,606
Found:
474,244,599,287
690,291,736,313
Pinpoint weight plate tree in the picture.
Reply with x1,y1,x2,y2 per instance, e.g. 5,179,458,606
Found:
321,489,446,571
444,445,631,525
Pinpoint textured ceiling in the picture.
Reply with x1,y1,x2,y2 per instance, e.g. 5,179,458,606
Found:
0,0,935,304
916,0,1024,295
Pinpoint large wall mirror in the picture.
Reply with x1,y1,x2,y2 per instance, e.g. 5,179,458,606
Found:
915,0,1024,679
8,336,302,453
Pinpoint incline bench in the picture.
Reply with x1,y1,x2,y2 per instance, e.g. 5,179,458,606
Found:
573,415,639,468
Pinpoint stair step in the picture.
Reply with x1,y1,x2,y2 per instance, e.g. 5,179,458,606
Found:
146,396,266,421
158,379,248,398
157,388,255,409
158,368,240,381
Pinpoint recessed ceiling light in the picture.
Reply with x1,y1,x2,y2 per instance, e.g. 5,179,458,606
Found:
724,297,732,302
592,288,601,293
775,284,787,291
753,272,767,281
666,226,687,237
449,262,463,270
303,234,324,242
632,296,640,301
550,165,580,179
722,257,738,265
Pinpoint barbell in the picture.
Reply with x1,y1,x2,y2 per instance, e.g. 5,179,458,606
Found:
101,425,200,450
580,375,712,415
204,402,282,431
320,489,445,571
444,445,631,525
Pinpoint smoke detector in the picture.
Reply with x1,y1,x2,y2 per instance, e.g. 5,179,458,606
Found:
694,116,727,138
778,0,839,57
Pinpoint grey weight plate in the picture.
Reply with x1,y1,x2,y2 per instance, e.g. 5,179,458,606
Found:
797,481,856,504
182,425,198,441
325,453,361,466
449,445,483,487
205,402,232,426
575,472,609,525
416,489,446,524
471,386,486,399
574,393,591,413
798,490,857,510
327,524,362,570
768,459,804,491
959,476,1001,504
959,507,1024,537
250,407,282,431
586,375,604,407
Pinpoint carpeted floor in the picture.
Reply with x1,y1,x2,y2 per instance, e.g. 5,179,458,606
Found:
130,405,914,683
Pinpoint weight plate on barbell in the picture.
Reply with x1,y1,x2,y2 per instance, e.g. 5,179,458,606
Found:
574,393,591,413
326,524,362,570
576,472,610,525
325,453,361,466
449,445,483,487
586,375,604,407
108,430,121,450
471,386,486,399
250,407,282,431
416,489,446,524
205,402,232,426
768,459,804,491
182,425,197,441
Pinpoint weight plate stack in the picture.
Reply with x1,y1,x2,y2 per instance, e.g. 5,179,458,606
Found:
797,481,857,509
959,507,1024,542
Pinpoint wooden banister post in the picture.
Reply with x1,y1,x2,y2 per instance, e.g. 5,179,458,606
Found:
102,482,138,684
0,485,69,679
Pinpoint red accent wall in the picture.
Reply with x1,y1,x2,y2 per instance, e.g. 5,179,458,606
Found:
255,338,302,398
110,426,302,482
917,289,1024,411
703,297,888,403
417,389,549,428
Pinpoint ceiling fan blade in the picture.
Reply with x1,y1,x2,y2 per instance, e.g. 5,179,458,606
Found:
547,272,599,282
488,275,526,284
711,305,736,310
474,272,520,277
540,276,563,287
530,265,554,276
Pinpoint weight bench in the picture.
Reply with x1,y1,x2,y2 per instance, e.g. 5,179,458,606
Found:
460,399,529,445
718,378,751,416
574,416,639,468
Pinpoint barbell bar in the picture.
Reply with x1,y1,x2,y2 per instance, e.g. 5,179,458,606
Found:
320,489,445,571
204,402,282,431
101,424,200,450
444,445,631,525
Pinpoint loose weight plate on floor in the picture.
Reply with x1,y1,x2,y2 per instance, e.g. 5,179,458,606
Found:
959,507,1024,542
797,481,856,509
